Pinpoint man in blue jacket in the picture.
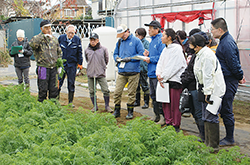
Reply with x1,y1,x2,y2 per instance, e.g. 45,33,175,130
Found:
211,18,246,146
58,25,83,107
144,20,165,123
113,24,144,119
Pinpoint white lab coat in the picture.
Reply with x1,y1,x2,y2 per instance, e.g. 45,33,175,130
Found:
156,43,187,83
193,46,226,97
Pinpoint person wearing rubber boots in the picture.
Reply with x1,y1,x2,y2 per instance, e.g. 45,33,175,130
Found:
29,20,61,102
113,24,144,119
85,33,113,113
134,28,150,109
211,18,246,146
190,34,226,151
58,25,83,107
144,20,165,123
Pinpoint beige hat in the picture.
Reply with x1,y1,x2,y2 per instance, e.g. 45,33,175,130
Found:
16,29,25,38
117,24,128,38
117,24,128,34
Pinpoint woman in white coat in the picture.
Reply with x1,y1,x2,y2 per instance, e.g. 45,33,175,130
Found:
189,34,226,151
156,28,187,132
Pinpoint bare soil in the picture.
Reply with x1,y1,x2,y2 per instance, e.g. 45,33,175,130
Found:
31,91,250,130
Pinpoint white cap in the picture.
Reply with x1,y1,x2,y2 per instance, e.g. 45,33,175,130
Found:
16,29,25,38
117,24,128,34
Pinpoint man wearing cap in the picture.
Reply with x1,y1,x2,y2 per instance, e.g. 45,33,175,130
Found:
144,20,165,123
30,20,62,102
85,33,113,113
112,24,144,119
58,25,83,107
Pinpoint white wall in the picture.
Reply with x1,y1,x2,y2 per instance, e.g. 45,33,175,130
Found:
92,2,99,19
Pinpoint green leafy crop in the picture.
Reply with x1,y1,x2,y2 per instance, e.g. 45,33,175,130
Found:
56,58,67,78
0,85,249,164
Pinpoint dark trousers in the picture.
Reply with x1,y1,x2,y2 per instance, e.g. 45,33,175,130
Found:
189,90,202,123
37,66,58,102
15,67,29,84
149,78,163,115
136,72,149,93
220,79,238,140
201,102,220,123
59,64,77,93
149,78,158,101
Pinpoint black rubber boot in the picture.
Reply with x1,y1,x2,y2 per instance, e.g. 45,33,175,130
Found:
142,93,149,109
68,92,75,108
134,93,141,107
152,101,160,122
113,104,121,118
126,104,134,119
196,119,205,142
90,97,98,112
204,121,210,146
208,122,220,152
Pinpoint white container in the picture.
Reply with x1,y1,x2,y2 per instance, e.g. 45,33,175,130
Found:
92,26,117,81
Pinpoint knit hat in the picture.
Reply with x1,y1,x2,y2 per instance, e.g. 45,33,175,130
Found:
16,29,25,38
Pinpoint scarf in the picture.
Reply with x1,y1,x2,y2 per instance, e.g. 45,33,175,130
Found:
88,42,100,51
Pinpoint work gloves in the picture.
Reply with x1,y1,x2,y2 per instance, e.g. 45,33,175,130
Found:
77,64,83,70
116,57,131,62
121,57,131,62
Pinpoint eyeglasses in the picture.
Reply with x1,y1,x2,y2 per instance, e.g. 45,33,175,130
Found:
210,27,217,31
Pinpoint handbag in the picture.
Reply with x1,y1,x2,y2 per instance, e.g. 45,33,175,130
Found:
179,88,191,114
198,84,205,102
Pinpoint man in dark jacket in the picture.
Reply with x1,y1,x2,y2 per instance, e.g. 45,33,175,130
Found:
58,25,83,107
211,18,246,146
30,20,62,102
9,29,33,87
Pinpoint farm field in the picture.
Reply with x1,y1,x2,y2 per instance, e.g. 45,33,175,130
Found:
0,85,249,164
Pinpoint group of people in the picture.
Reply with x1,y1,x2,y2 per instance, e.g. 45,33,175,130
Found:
111,18,245,151
9,18,245,151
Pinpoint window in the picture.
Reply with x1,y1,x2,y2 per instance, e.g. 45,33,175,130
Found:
64,9,76,17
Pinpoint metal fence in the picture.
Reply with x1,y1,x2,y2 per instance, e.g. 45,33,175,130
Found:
51,22,104,39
